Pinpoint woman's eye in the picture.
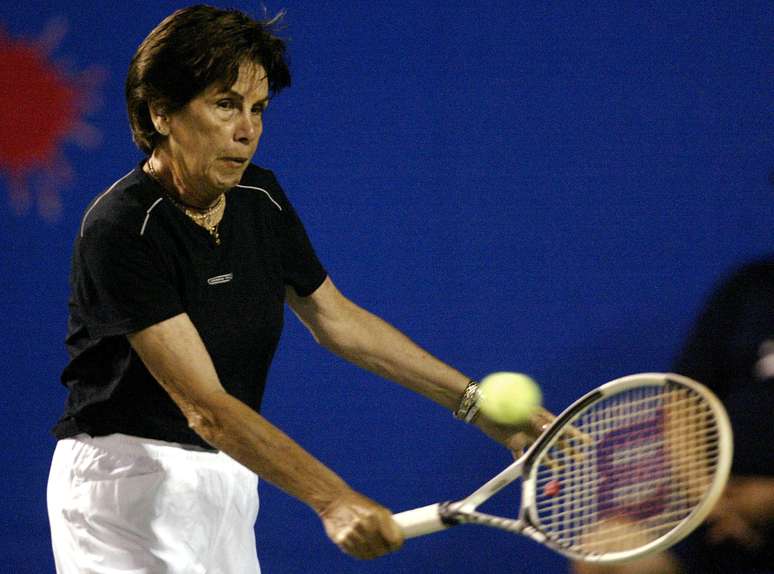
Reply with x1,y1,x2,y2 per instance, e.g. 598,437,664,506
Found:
217,100,234,110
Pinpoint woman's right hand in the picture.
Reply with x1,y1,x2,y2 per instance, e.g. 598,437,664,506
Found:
319,489,404,559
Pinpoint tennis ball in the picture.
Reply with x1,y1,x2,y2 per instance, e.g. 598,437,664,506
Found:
478,372,542,425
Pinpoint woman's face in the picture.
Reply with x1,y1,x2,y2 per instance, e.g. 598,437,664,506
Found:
160,61,269,199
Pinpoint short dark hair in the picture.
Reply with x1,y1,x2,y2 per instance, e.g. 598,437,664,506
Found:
126,5,291,154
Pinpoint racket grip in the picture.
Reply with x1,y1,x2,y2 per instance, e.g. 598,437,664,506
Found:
393,503,448,538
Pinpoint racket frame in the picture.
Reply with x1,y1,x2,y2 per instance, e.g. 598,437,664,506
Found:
393,372,733,563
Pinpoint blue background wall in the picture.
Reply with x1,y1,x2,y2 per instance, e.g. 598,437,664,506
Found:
1,1,771,572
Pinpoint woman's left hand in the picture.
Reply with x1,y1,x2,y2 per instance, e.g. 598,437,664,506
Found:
473,406,555,457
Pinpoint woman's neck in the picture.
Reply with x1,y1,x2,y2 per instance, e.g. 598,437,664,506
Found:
145,153,222,210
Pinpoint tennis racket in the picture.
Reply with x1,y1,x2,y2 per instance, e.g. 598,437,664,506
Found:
393,372,733,564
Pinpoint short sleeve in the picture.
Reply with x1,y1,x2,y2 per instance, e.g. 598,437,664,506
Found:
672,265,771,398
266,174,327,297
73,219,184,337
672,277,740,398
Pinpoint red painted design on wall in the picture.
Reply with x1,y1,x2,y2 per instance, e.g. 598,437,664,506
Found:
0,18,105,221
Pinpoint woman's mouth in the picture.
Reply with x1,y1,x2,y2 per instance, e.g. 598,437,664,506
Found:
221,157,247,168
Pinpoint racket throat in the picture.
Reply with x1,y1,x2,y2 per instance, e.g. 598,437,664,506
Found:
520,522,547,544
438,501,466,527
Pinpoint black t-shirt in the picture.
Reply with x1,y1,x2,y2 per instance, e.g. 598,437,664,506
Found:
672,260,774,572
53,162,326,449
674,260,774,476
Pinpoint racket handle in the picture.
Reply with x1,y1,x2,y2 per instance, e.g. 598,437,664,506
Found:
393,503,449,538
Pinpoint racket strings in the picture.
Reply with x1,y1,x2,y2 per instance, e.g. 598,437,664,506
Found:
532,383,721,556
534,416,722,491
534,476,719,521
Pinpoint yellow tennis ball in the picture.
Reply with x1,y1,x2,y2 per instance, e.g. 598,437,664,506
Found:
478,372,542,425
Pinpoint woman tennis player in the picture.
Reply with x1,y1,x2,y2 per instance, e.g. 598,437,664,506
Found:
46,5,530,572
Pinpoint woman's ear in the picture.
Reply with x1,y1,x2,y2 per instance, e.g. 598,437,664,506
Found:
149,102,170,136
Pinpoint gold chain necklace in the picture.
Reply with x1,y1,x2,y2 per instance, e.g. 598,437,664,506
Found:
147,159,224,245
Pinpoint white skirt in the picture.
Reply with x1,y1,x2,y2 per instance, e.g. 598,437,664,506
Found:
47,433,261,574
